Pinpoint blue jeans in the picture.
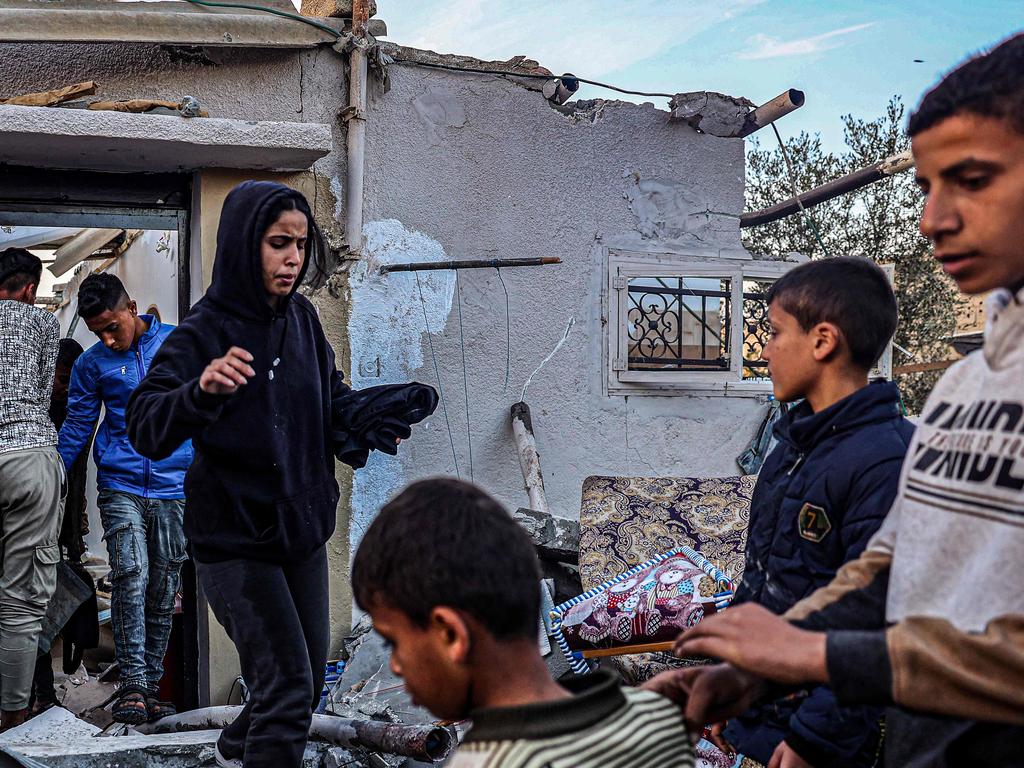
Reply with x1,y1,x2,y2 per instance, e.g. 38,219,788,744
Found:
98,490,186,693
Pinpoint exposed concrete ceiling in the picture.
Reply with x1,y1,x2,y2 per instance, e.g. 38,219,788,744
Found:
0,104,333,173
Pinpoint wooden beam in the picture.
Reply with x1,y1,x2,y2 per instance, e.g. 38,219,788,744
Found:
893,359,959,375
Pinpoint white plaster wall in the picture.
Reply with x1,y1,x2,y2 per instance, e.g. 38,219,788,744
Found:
1,37,769,612
354,63,767,543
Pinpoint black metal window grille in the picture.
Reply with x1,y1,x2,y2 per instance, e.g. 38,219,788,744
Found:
742,279,773,379
626,276,774,376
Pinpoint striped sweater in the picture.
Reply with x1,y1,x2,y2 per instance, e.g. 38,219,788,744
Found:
448,671,693,768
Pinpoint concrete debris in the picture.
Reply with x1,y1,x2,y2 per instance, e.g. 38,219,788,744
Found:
300,0,377,18
0,81,97,107
553,98,606,124
513,507,580,564
0,707,99,747
5,730,328,768
669,91,756,137
328,618,461,766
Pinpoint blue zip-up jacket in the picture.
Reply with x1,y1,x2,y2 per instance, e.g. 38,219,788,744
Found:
58,315,192,499
724,381,914,768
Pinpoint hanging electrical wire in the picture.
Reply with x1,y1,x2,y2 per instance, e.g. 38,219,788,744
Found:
455,271,474,482
771,123,831,256
495,268,511,393
386,57,675,99
415,272,460,478
180,0,342,36
178,0,676,100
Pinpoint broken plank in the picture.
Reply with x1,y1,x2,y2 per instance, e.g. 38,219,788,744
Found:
893,359,960,375
0,81,97,107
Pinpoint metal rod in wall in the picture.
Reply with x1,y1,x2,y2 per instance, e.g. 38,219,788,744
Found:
380,257,562,274
740,150,915,228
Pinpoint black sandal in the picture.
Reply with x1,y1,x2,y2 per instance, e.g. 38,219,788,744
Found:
111,686,149,725
145,693,177,722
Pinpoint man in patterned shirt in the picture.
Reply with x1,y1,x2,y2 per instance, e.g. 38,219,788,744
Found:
352,478,694,768
0,248,65,732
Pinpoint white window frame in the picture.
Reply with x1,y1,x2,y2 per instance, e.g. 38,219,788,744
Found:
605,248,797,397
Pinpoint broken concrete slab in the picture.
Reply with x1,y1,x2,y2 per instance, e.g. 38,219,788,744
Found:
513,507,580,563
5,730,329,768
0,707,99,747
0,104,332,173
669,91,755,137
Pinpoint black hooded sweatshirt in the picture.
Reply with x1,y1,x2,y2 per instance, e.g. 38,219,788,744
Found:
126,181,436,563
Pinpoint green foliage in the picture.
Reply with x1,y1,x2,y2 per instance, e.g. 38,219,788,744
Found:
743,97,963,413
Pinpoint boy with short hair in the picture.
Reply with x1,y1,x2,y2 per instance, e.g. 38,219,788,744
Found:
658,32,1024,768
58,272,192,724
706,257,913,768
352,477,694,768
0,248,64,732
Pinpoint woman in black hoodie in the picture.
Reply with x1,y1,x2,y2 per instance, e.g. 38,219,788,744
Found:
126,182,436,768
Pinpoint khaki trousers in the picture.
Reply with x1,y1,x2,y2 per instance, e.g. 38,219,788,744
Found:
0,446,64,711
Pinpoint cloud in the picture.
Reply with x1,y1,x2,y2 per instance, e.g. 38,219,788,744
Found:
383,0,767,79
739,22,875,60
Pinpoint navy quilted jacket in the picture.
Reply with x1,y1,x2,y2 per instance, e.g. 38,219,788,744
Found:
725,381,913,768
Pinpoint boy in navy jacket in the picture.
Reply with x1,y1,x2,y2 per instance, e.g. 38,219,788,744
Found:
712,258,913,768
58,273,192,724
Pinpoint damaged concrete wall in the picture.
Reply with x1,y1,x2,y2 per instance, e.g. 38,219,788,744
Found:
0,40,354,704
351,56,766,546
2,37,767,674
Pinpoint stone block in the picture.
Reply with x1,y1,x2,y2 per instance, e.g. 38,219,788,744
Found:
300,0,376,19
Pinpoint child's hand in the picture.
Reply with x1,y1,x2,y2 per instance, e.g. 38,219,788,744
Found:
200,347,255,395
673,603,828,686
768,741,814,768
641,664,762,741
707,722,735,756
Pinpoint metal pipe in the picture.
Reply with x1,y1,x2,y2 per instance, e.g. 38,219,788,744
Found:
740,150,914,228
737,89,805,138
344,0,370,255
139,707,454,763
381,256,561,274
510,401,550,515
48,228,123,277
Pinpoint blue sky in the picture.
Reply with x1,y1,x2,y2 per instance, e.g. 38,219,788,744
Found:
380,1,1022,154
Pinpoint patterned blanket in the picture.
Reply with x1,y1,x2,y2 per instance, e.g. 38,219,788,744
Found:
577,475,755,683
579,475,754,590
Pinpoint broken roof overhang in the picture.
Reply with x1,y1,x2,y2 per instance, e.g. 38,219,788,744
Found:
0,0,385,48
0,104,332,173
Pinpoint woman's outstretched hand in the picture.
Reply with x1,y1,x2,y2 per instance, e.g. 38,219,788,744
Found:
200,347,255,395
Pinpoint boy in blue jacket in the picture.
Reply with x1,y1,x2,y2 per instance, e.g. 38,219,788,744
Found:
710,258,913,768
58,273,193,724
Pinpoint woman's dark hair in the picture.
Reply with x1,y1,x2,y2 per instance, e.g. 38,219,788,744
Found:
909,33,1024,137
352,478,542,641
254,190,329,291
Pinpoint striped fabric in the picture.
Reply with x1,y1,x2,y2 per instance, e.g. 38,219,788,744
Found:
449,676,694,768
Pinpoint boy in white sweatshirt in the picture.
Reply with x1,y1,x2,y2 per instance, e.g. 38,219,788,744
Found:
649,32,1024,768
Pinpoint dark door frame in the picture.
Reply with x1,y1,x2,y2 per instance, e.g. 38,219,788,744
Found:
0,166,200,710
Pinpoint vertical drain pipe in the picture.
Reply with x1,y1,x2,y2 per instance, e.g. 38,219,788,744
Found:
345,0,370,255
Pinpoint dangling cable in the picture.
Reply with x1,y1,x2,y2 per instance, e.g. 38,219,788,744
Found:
415,272,459,478
496,268,511,393
455,271,474,482
772,123,830,257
